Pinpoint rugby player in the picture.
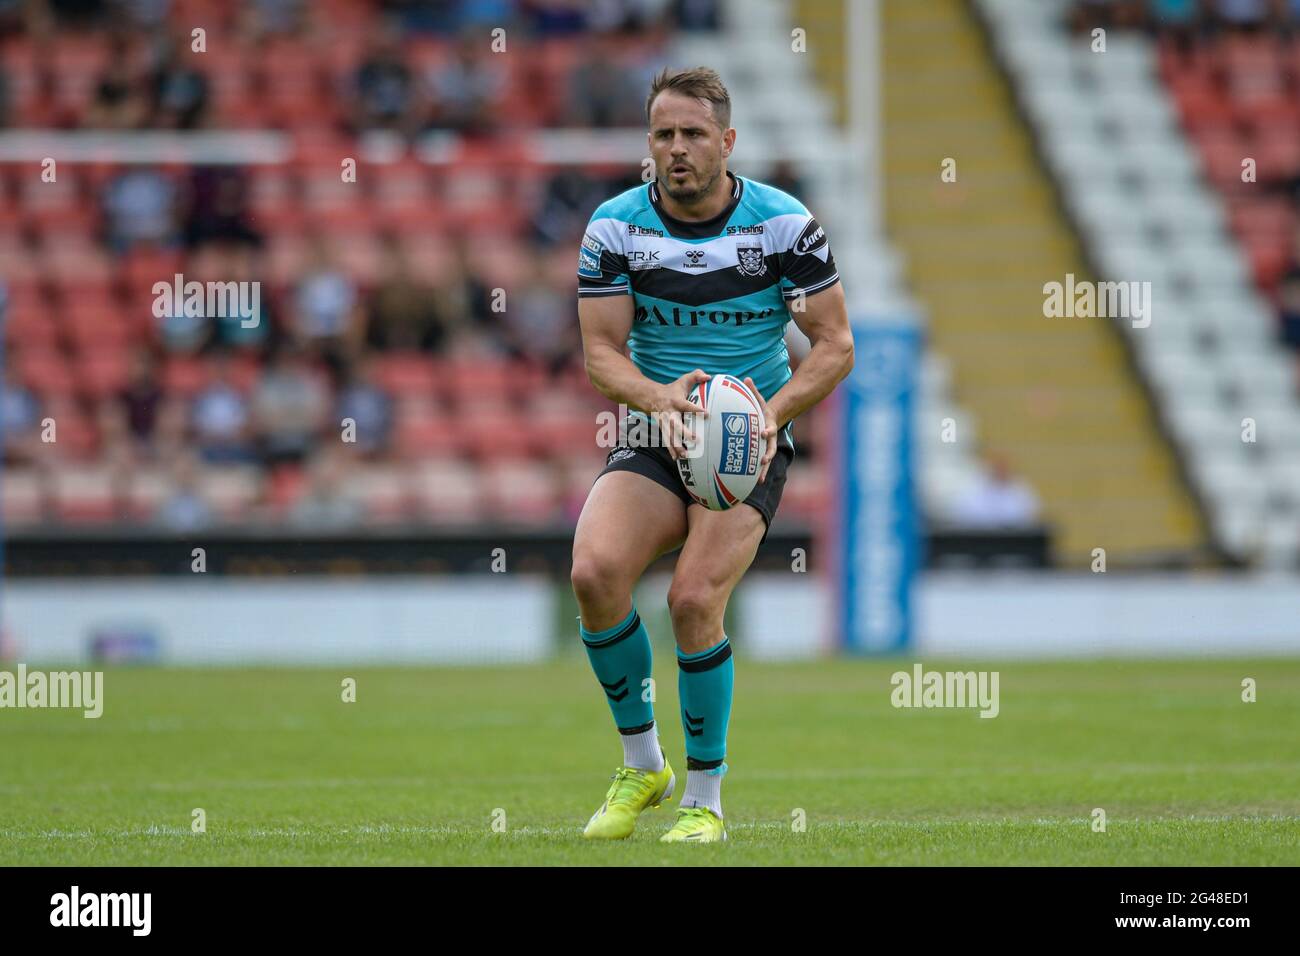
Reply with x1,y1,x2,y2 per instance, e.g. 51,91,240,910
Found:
572,67,854,843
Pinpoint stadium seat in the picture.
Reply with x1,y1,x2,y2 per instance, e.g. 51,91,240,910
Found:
1,467,46,525
52,465,120,523
355,464,412,523
411,458,484,522
480,460,561,524
201,465,264,519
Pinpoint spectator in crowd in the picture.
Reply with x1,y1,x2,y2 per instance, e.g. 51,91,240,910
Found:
530,167,611,246
336,358,393,458
155,290,210,354
562,34,643,127
1147,0,1200,47
2,346,42,466
951,453,1042,529
86,35,147,128
366,236,448,353
155,451,216,531
43,0,109,28
1214,0,1271,30
498,256,579,375
1071,0,1145,31
102,165,179,252
98,347,164,461
118,0,171,30
183,165,263,251
350,24,418,135
1276,265,1300,385
192,353,256,464
146,36,210,129
669,0,721,31
251,346,328,466
238,0,311,41
765,159,806,202
524,0,589,35
0,0,30,39
424,29,507,135
1149,0,1200,27
446,236,496,334
206,243,275,354
291,237,365,376
288,446,364,528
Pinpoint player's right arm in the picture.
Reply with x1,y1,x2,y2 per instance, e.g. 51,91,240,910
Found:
576,214,708,459
577,294,709,459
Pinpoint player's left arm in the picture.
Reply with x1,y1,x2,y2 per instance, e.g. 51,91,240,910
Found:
745,282,853,482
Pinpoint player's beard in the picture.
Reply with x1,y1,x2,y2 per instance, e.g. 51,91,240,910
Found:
659,161,722,205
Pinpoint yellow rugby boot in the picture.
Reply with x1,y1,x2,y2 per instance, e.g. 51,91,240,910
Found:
581,755,675,840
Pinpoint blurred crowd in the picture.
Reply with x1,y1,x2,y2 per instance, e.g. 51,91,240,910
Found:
0,0,720,134
0,0,834,533
1074,0,1300,384
1073,0,1300,34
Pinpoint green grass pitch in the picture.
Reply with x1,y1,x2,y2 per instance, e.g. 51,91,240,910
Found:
2,657,1298,865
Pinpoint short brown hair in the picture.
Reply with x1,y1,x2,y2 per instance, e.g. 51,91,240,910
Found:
646,67,731,130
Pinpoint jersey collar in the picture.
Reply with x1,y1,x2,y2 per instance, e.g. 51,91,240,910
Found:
648,171,743,240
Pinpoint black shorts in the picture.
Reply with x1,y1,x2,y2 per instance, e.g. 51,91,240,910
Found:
594,426,795,543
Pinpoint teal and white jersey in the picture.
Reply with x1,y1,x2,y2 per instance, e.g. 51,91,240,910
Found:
576,172,840,444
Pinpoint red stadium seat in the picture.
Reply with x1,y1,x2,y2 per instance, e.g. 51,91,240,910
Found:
125,467,173,521
202,466,265,519
2,468,47,526
53,466,120,523
480,459,561,524
395,416,471,457
411,457,484,522
373,353,439,397
355,464,412,522
459,404,535,461
162,356,212,397
18,348,76,396
74,350,133,400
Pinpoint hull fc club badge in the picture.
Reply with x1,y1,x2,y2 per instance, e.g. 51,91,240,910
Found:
736,244,766,277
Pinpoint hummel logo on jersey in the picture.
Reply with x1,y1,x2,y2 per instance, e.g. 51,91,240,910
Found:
684,250,706,268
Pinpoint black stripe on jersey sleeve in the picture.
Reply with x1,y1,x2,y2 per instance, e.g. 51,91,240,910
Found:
778,217,838,292
578,282,631,296
782,271,841,299
576,249,630,292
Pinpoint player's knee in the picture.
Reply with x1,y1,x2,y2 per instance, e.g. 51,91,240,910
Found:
570,553,626,607
666,584,719,630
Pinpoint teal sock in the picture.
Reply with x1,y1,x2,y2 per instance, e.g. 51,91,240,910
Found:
677,636,733,767
580,606,655,733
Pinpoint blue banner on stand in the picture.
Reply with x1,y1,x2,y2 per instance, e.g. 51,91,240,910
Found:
835,322,920,653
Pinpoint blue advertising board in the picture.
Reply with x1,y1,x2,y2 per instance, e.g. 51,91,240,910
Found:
834,322,921,653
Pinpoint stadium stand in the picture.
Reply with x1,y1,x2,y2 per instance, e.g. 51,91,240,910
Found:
982,0,1300,565
2,0,992,542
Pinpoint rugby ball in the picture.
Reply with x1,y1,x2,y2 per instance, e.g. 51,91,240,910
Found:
676,374,765,510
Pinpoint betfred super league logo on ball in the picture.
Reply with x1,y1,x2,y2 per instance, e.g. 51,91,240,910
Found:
720,412,758,475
